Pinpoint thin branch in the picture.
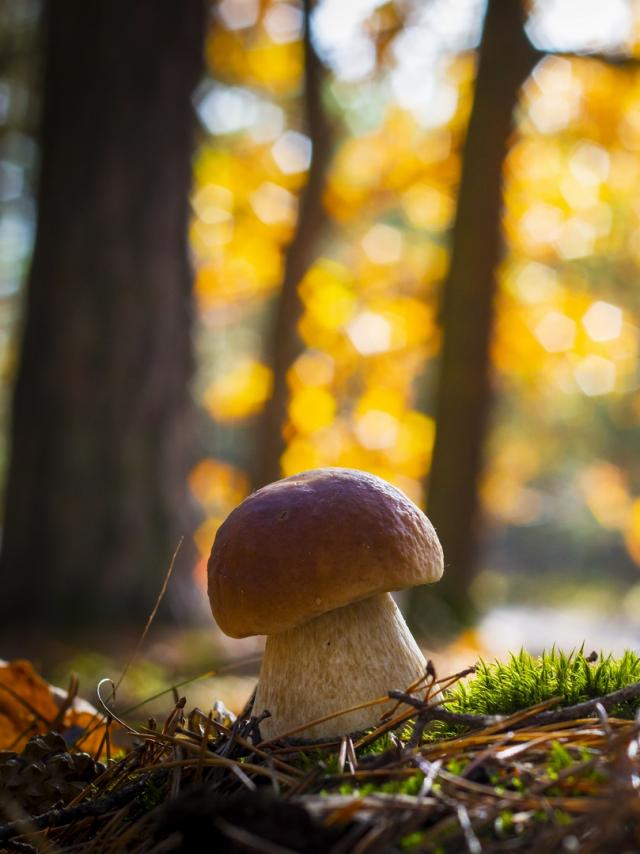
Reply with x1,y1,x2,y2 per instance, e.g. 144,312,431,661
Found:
527,681,640,727
537,48,640,69
0,777,155,844
389,679,640,733
388,691,504,730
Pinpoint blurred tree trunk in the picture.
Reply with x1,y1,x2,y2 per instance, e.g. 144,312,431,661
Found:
254,0,331,489
0,0,205,631
408,0,538,639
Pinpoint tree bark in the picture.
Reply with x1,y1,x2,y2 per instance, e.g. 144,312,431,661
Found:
254,0,331,489
408,0,538,639
0,0,206,631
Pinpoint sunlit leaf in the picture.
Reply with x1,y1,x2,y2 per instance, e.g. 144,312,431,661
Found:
204,360,273,421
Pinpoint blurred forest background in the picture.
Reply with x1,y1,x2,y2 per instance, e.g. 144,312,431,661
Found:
2,0,640,678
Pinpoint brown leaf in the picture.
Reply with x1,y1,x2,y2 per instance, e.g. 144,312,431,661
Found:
0,659,108,754
0,659,59,749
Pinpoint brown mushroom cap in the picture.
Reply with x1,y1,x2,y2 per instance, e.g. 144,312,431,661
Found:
207,467,444,638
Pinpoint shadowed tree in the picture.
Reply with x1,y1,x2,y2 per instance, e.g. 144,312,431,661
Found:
254,0,331,489
0,0,206,631
408,0,538,639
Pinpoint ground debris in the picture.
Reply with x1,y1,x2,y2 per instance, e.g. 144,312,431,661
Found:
0,651,639,852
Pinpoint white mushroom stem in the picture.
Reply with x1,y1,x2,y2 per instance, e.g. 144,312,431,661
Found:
254,592,428,740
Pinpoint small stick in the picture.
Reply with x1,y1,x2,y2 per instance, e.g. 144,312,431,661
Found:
456,804,482,854
105,716,112,764
229,762,257,792
528,681,640,727
338,736,347,774
134,756,296,785
346,736,358,773
2,840,37,853
169,746,183,798
0,778,155,844
215,818,294,854
50,673,79,732
194,713,213,786
387,691,504,730
93,715,113,764
257,694,390,747
414,756,443,798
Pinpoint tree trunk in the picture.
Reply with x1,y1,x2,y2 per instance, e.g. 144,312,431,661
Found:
0,0,206,631
254,0,331,489
408,0,538,639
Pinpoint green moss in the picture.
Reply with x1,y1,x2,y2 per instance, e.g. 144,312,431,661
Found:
445,757,467,776
358,731,397,756
293,749,339,775
314,649,638,812
126,777,166,820
400,830,425,849
546,741,573,778
495,810,514,836
376,771,423,796
358,723,414,757
333,770,424,798
442,647,640,723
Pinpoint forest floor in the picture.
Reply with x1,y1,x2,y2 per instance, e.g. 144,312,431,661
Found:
1,643,639,852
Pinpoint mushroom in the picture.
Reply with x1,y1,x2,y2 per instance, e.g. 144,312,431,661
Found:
207,468,444,739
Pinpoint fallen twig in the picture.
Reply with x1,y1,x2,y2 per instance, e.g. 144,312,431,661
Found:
389,679,640,733
0,776,158,844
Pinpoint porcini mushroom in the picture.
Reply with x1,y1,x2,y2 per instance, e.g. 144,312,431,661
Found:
207,468,444,739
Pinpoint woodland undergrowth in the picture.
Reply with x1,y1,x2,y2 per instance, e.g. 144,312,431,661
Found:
1,646,639,853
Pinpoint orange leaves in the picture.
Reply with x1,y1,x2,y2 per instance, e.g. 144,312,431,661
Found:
288,387,336,434
493,271,637,398
624,498,640,566
578,462,633,530
283,235,440,495
204,359,273,421
0,660,59,750
325,112,457,225
576,463,640,569
188,0,462,535
189,458,249,511
195,227,284,311
498,56,640,407
0,660,104,753
188,0,640,581
481,437,545,526
190,459,251,587
191,143,294,312
206,27,303,96
402,182,455,232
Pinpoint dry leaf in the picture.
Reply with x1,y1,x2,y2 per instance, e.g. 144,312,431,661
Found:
0,659,107,753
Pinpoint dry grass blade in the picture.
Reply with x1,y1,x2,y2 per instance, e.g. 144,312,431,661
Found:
194,712,213,786
215,818,297,854
257,694,390,747
115,538,183,694
133,756,296,785
50,674,79,733
456,804,481,854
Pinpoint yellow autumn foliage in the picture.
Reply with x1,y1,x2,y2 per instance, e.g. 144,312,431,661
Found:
186,0,640,577
204,360,273,421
